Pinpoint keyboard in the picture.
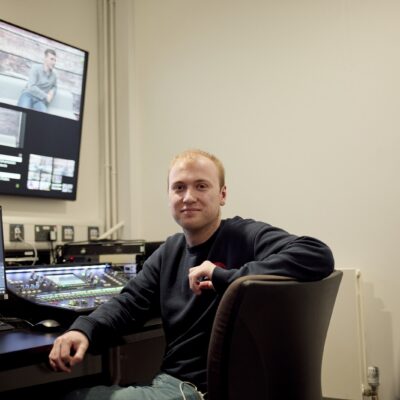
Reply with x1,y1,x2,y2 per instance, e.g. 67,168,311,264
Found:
0,319,15,331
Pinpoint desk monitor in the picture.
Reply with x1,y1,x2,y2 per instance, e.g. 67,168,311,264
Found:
0,206,8,300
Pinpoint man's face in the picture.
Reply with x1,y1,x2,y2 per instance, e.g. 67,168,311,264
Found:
45,53,57,71
168,156,226,238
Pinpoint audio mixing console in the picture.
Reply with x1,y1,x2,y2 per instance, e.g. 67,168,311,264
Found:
5,263,135,315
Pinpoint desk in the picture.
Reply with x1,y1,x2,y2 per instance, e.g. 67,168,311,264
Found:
0,329,103,395
0,330,58,369
0,319,165,397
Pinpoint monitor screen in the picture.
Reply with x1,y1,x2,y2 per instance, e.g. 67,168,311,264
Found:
0,19,89,200
0,206,8,300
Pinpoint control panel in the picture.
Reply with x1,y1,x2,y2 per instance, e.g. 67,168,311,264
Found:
6,263,135,313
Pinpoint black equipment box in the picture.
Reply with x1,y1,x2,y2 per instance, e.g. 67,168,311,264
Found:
58,239,145,265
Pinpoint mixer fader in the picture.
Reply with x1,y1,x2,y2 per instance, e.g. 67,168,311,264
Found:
6,263,134,313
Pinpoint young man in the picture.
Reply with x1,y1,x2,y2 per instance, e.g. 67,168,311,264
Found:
17,48,57,112
49,149,334,400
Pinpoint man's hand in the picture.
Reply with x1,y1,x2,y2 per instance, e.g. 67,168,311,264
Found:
46,90,55,104
48,330,89,373
188,260,216,295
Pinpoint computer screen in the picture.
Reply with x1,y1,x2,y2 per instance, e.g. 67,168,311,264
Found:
0,206,8,300
0,19,89,200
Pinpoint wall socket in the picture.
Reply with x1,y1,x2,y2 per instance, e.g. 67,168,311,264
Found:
88,226,100,241
62,225,75,242
10,224,24,241
35,225,57,242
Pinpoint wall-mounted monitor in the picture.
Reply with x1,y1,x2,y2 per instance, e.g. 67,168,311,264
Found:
0,19,89,200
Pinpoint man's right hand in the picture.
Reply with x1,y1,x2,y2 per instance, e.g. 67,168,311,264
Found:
48,330,89,373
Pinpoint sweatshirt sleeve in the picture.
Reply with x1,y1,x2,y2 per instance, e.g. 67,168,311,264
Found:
212,221,334,294
68,247,162,349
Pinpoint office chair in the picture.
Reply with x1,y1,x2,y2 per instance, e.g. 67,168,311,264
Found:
207,270,343,400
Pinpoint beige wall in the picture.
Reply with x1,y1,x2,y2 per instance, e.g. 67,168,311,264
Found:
115,1,400,398
1,0,400,398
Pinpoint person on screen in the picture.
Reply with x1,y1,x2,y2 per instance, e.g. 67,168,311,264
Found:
17,48,57,112
49,149,335,400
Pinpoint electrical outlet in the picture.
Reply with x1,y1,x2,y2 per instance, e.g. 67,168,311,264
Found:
10,224,24,241
62,225,74,242
35,225,57,241
88,226,100,241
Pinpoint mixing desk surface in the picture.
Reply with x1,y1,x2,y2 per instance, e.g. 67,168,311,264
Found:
5,263,135,313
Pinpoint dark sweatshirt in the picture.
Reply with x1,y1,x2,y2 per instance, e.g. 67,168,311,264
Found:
69,216,334,393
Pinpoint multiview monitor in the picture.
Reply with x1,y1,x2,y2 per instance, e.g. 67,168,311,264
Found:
0,19,89,200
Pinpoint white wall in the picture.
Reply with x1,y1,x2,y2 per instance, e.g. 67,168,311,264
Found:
115,0,400,398
1,0,399,397
0,0,104,241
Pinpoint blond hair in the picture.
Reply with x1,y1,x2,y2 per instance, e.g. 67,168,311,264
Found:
168,149,225,188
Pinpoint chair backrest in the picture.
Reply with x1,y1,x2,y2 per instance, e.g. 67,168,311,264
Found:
207,270,343,400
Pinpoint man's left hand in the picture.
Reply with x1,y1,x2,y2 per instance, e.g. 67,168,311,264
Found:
188,261,216,295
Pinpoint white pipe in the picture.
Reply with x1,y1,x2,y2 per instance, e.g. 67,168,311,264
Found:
356,269,369,392
108,0,119,239
97,220,125,240
98,0,112,233
98,0,120,238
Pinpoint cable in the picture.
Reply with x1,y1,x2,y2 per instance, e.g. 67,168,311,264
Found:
16,234,38,266
179,381,206,400
49,238,55,264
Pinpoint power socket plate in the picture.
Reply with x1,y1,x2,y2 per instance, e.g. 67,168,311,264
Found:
62,225,75,242
35,225,57,242
88,226,100,241
10,224,24,241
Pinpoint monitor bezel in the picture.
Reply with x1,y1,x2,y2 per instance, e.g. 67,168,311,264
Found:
0,206,9,300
